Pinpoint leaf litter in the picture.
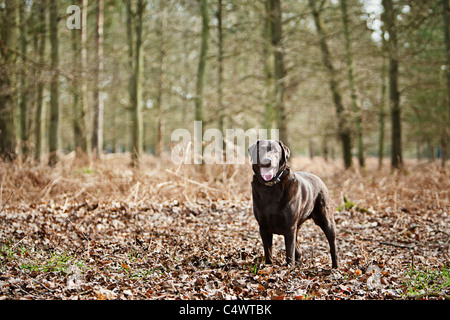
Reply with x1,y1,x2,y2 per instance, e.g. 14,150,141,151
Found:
0,154,449,300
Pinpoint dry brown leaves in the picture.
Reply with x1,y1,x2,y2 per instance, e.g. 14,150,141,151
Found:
0,154,448,300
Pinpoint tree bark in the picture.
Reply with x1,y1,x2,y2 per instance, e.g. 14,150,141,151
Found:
379,53,387,169
263,0,274,134
195,0,210,125
308,0,352,169
217,0,225,134
442,0,450,168
34,1,46,162
92,0,104,157
155,0,166,157
382,0,402,169
125,0,145,166
340,0,364,167
0,0,18,161
48,0,59,166
77,0,88,156
269,0,287,144
19,0,29,157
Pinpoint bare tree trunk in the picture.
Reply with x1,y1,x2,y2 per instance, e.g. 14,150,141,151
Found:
340,0,364,167
155,0,166,157
0,0,18,161
379,53,387,169
34,1,46,162
125,0,145,167
48,0,59,166
217,0,225,134
308,0,352,169
269,0,287,144
71,7,84,159
19,1,29,157
382,0,402,169
195,0,210,125
77,0,88,156
92,0,104,157
263,0,274,133
442,0,450,168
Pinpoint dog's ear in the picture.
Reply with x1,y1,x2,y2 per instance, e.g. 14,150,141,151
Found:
278,140,290,162
248,140,259,164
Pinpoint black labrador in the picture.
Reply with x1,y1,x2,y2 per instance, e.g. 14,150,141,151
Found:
248,140,338,268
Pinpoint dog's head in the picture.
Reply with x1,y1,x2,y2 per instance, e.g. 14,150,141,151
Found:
248,140,290,182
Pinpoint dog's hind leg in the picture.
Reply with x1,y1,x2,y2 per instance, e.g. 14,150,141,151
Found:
311,193,339,268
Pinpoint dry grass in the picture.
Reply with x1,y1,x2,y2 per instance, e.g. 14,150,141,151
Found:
0,154,448,300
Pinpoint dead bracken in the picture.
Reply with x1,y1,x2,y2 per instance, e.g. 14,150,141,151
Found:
0,154,449,300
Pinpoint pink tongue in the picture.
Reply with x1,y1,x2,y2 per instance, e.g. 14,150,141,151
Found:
261,167,275,181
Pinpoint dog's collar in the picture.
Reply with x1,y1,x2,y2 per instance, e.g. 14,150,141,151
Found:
255,166,289,186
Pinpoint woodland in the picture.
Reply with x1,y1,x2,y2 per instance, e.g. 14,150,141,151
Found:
0,0,449,300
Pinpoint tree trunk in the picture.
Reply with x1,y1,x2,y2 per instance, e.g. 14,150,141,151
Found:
378,53,387,169
34,1,46,162
92,0,104,157
382,0,402,169
125,0,145,166
77,0,88,156
308,0,352,169
0,0,18,161
442,0,450,168
155,0,166,157
71,8,84,159
19,1,29,157
263,0,274,134
217,0,225,134
340,0,364,167
195,0,210,125
48,0,59,166
269,0,287,144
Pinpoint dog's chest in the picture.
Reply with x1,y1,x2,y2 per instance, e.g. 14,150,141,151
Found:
251,183,299,234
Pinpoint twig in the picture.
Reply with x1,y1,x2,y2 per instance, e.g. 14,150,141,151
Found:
380,241,414,249
19,269,55,293
165,169,220,191
409,291,450,300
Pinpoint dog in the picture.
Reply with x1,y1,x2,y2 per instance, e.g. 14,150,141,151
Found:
248,140,338,268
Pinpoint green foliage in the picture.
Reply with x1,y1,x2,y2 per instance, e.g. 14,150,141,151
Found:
0,243,83,274
405,265,450,297
337,196,370,213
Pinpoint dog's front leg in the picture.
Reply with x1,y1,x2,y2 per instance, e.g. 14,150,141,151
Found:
260,229,273,264
284,230,296,266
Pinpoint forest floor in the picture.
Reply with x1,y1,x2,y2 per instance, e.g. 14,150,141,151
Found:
0,154,449,300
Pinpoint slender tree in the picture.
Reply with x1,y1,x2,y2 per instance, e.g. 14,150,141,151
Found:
195,0,210,125
92,0,104,157
382,0,402,169
155,0,166,157
263,0,274,133
442,0,449,168
34,0,46,161
308,0,352,168
217,0,225,134
0,0,18,161
48,0,59,166
18,0,29,157
269,0,287,144
125,0,145,166
340,0,364,167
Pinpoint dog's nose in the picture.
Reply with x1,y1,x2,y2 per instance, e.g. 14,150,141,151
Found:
261,157,272,165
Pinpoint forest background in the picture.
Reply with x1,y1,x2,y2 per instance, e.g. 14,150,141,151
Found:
0,0,449,167
0,0,449,301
